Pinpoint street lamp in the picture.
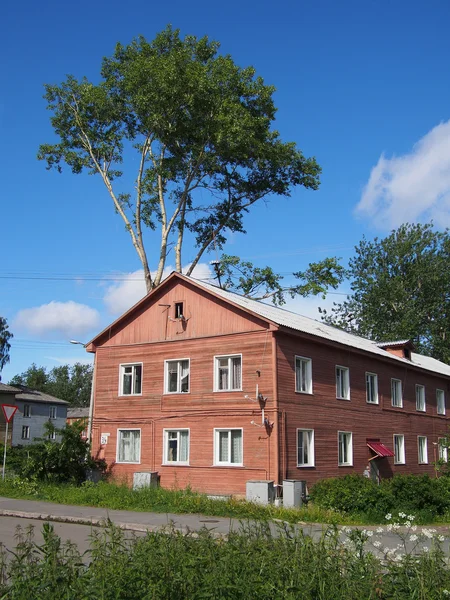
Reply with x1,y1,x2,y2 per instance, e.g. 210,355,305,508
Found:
70,340,95,448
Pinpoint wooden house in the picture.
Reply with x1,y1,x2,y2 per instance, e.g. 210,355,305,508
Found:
86,273,450,496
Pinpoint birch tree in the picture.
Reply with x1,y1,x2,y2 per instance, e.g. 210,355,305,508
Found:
38,26,321,293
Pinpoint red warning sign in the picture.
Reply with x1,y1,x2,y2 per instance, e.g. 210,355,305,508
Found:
1,405,18,423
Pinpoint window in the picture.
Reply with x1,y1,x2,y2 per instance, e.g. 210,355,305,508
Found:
215,355,242,391
174,302,184,319
439,438,448,462
117,429,141,463
437,389,446,415
365,373,378,404
391,379,403,408
297,429,314,466
23,404,31,418
416,385,426,412
120,363,142,396
336,366,350,400
21,426,30,440
48,430,56,440
295,357,312,394
338,431,353,466
49,406,57,420
163,429,189,464
214,429,243,466
418,436,428,464
394,434,405,464
165,359,190,393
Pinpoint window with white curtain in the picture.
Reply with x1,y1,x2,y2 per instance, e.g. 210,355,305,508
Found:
393,434,405,464
336,366,350,400
297,429,314,466
439,438,448,462
338,431,353,465
295,357,312,394
214,355,242,391
418,436,428,464
165,359,190,393
117,429,141,463
214,429,243,466
365,373,378,404
416,385,426,412
437,389,446,415
163,429,189,464
391,379,403,408
120,363,142,395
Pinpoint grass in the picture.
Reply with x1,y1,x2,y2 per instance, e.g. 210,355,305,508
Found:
0,478,359,525
1,520,449,599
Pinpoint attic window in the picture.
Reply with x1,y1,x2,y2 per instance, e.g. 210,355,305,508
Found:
174,302,184,319
404,348,411,360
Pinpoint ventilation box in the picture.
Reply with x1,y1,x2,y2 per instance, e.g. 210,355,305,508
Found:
283,480,306,508
246,480,275,505
133,471,159,490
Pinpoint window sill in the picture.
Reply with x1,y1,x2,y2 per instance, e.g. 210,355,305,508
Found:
295,391,314,396
213,464,244,468
116,461,141,465
297,465,315,468
338,464,353,467
336,397,351,401
366,401,379,405
119,394,143,398
213,389,242,393
162,463,190,467
163,392,190,395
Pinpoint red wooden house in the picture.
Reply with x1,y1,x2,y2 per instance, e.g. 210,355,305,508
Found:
86,272,450,496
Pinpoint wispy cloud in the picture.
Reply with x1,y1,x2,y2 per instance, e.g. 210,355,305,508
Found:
103,263,213,315
46,355,94,366
356,120,450,229
14,301,100,338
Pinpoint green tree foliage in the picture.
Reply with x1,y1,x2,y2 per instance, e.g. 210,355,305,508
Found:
38,26,321,293
0,317,13,372
216,255,346,305
320,223,450,363
9,363,92,406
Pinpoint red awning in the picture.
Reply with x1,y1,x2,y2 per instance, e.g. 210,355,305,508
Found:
367,441,394,458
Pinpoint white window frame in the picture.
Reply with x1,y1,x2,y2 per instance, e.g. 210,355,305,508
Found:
163,429,190,465
393,434,405,464
214,354,242,392
416,384,426,412
338,431,353,466
164,358,190,394
214,428,243,467
48,430,57,440
23,404,31,418
439,438,448,462
365,372,379,404
295,356,313,394
418,436,428,464
391,379,403,408
119,363,143,396
437,389,446,415
336,366,350,400
297,429,315,467
116,428,141,464
21,425,30,440
49,406,57,420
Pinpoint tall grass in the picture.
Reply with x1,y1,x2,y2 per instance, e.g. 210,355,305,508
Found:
1,521,449,599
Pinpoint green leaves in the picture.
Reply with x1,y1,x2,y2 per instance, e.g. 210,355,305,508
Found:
39,26,321,291
321,223,450,363
0,317,13,372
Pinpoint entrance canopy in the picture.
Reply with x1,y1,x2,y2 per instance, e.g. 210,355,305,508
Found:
367,440,394,458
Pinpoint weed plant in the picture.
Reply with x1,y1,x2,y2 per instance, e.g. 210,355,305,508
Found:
0,517,449,599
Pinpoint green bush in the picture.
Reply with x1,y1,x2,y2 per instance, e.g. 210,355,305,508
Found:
311,474,450,522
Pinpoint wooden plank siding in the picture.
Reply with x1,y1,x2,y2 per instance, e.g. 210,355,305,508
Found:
92,328,277,496
276,331,450,490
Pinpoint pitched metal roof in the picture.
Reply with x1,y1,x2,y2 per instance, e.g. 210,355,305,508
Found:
367,441,395,458
3,385,69,405
0,383,21,394
190,277,450,379
67,407,89,419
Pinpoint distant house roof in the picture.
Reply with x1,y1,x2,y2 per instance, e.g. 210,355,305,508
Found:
0,383,21,394
87,272,450,380
6,385,68,405
67,407,89,419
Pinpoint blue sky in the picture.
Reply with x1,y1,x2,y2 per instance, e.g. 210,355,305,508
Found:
2,0,450,382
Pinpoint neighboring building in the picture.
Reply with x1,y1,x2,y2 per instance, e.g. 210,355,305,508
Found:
67,407,89,438
86,272,450,496
0,383,68,445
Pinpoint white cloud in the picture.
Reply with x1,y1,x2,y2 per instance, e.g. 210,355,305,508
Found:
356,120,450,229
14,301,100,338
103,263,213,315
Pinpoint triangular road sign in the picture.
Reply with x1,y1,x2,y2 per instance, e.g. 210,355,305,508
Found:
1,405,18,423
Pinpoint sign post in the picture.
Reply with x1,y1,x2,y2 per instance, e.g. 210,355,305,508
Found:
1,405,18,480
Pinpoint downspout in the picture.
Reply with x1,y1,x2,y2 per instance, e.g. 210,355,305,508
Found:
271,330,280,488
87,351,97,452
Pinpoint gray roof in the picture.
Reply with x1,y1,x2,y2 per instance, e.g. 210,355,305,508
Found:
0,383,21,394
67,407,89,419
191,277,450,379
3,385,68,405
